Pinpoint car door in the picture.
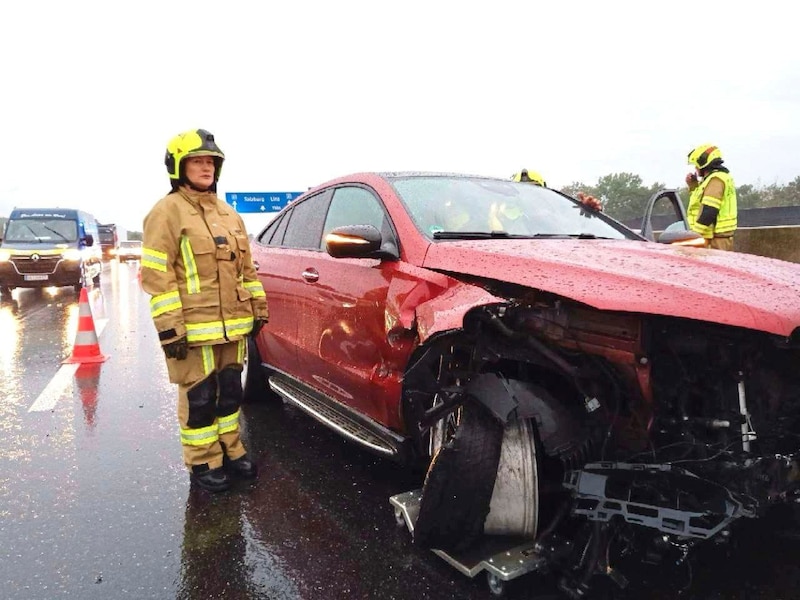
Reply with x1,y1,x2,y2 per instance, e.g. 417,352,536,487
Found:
250,190,332,380
300,185,404,427
640,188,689,241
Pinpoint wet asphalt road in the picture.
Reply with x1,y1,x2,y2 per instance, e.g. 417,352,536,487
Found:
2,261,800,600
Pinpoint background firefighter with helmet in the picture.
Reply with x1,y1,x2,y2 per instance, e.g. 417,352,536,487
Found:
141,129,269,493
685,144,738,250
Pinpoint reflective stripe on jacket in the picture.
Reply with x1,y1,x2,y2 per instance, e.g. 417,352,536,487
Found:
141,187,269,346
687,171,738,239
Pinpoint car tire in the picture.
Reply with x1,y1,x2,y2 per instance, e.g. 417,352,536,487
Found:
242,335,282,403
414,399,504,552
0,286,11,298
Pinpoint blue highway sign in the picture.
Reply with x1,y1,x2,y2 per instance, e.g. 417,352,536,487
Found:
224,192,303,214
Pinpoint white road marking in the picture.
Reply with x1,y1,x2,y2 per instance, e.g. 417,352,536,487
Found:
28,363,81,412
28,317,111,413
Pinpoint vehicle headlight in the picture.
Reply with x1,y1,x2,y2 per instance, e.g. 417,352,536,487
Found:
63,249,83,261
0,250,10,262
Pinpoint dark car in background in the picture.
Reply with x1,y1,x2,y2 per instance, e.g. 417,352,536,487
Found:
243,172,800,597
0,207,102,297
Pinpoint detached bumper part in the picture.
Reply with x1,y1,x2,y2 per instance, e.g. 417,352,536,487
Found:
564,462,753,539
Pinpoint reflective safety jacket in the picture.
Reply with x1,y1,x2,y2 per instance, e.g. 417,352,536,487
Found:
141,187,268,348
687,171,738,239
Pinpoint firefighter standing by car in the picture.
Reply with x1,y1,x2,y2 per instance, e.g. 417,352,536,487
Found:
685,144,738,250
141,129,269,493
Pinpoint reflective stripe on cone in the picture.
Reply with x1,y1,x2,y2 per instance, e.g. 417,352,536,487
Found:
63,287,109,364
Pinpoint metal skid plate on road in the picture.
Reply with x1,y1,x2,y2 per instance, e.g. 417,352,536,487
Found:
224,192,303,214
389,490,545,583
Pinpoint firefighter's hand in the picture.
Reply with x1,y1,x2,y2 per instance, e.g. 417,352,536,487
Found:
577,192,603,212
251,318,268,337
163,337,189,360
685,172,699,190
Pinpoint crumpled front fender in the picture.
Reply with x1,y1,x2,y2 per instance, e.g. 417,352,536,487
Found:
414,281,506,344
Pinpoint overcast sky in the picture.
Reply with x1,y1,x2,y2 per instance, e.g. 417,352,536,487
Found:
2,1,799,234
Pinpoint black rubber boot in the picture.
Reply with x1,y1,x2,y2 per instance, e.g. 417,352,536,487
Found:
225,454,258,479
190,464,230,492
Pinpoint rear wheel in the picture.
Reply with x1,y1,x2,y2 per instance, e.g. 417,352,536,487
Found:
242,335,282,403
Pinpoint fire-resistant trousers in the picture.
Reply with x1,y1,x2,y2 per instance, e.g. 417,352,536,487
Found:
164,339,248,469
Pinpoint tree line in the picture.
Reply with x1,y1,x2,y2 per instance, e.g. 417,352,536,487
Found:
560,173,800,222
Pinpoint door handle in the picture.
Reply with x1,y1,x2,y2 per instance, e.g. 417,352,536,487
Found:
301,269,319,283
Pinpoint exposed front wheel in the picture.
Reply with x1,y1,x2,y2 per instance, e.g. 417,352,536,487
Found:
414,400,504,551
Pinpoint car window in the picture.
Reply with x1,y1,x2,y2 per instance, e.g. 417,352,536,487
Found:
321,186,390,248
281,192,329,249
257,213,285,245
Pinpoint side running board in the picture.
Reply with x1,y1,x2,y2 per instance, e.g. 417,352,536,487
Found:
268,374,410,462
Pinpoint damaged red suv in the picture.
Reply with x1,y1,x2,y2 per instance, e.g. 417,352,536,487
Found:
246,172,800,597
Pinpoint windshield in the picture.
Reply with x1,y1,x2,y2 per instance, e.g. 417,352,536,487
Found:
4,218,78,243
390,176,638,241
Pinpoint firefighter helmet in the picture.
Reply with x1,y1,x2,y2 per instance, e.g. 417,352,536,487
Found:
511,169,546,187
164,129,225,181
687,144,722,170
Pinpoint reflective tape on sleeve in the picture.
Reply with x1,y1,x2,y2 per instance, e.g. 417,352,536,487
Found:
243,280,266,298
150,290,182,317
142,248,168,272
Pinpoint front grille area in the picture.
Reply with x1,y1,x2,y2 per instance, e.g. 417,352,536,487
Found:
10,255,60,275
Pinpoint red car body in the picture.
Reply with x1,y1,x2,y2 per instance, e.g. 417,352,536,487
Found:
247,171,800,595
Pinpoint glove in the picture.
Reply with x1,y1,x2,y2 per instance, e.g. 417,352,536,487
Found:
163,336,189,360
251,318,268,337
576,192,603,212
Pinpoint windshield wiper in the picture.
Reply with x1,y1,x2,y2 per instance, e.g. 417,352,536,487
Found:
433,230,523,240
527,233,613,240
42,225,70,242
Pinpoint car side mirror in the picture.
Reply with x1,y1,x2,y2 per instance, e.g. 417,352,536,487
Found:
325,225,398,260
83,234,94,247
657,229,706,247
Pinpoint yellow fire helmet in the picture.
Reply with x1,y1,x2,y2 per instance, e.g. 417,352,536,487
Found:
164,129,225,181
511,169,546,187
687,144,722,170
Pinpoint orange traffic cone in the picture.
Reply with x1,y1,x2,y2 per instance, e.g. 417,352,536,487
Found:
63,287,109,364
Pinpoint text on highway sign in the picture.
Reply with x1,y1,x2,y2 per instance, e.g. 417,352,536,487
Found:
224,192,303,213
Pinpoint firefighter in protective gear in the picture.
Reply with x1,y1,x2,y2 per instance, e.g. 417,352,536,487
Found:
685,144,738,251
141,129,269,493
510,169,604,212
511,169,547,186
